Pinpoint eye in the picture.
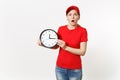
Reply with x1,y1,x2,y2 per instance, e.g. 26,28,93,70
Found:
68,13,72,16
74,13,78,16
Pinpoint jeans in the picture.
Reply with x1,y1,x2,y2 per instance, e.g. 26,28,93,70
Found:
55,66,82,80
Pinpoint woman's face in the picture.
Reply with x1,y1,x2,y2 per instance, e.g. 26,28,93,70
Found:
66,10,80,26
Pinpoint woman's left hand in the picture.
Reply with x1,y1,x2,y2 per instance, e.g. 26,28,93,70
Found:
57,39,67,49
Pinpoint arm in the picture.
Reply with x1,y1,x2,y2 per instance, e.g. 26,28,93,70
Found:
57,40,87,56
65,42,87,56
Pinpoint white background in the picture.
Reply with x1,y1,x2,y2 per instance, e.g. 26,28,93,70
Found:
0,0,120,80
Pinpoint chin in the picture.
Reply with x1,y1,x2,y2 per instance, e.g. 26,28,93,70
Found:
70,23,77,26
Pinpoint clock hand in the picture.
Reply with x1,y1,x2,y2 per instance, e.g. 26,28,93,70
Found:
49,34,50,39
50,37,56,39
49,34,56,39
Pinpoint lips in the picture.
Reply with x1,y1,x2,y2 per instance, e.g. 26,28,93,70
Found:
71,20,75,22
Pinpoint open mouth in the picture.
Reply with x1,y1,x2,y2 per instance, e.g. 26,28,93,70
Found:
71,20,75,22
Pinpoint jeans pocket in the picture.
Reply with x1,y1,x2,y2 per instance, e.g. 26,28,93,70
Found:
56,66,66,72
73,69,82,72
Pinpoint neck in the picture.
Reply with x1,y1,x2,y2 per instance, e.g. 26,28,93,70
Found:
67,24,78,30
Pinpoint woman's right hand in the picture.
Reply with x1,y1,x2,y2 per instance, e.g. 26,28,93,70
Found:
37,39,42,46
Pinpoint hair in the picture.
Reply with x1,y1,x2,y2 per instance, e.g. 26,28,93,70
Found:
66,5,80,15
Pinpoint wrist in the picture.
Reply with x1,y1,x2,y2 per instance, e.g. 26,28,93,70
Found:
63,45,68,50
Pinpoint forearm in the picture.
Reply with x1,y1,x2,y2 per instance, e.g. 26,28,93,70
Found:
64,46,86,56
57,40,87,56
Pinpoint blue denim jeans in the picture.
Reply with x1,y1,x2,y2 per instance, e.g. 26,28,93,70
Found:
55,66,82,80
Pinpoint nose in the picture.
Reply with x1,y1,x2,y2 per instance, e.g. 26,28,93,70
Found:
71,15,75,19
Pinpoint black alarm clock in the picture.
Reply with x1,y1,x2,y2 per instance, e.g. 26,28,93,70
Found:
39,29,58,48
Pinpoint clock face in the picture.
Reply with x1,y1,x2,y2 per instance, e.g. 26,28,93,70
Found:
40,29,58,48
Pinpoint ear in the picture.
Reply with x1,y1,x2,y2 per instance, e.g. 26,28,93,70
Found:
66,16,69,21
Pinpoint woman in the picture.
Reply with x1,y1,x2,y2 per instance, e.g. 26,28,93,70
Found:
37,5,88,80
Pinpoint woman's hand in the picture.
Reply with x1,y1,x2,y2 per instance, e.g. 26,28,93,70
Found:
37,39,42,46
57,40,67,49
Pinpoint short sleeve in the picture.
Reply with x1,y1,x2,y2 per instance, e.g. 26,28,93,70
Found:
81,28,88,42
57,27,62,39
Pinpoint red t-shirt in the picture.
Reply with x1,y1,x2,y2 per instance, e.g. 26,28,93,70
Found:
56,25,88,69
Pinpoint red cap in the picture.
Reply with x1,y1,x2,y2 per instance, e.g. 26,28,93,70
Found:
66,5,80,15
